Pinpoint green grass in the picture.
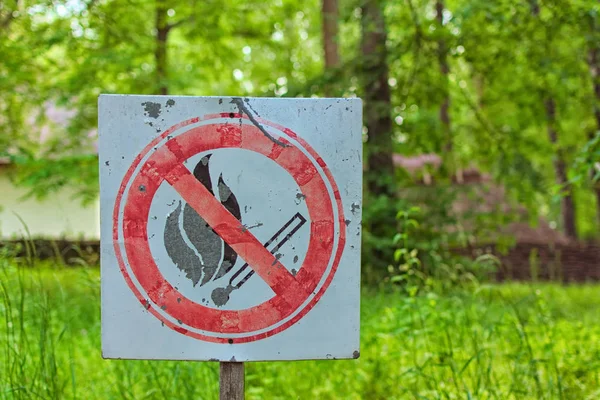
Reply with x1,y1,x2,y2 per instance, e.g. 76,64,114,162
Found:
1,262,600,399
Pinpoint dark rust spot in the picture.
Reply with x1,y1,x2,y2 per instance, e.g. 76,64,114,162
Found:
141,101,162,118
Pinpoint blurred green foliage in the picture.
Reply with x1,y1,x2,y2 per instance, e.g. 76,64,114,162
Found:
1,0,600,279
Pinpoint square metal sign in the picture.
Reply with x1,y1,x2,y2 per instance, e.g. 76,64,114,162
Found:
99,95,362,361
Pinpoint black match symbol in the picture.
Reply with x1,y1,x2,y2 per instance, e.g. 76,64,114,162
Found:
163,154,307,306
229,212,306,288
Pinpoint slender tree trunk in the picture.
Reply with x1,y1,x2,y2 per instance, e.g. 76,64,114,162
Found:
360,0,395,280
156,0,169,96
475,74,485,109
587,46,600,229
361,0,394,197
590,48,600,129
545,98,577,238
322,0,340,97
531,0,577,239
435,0,452,156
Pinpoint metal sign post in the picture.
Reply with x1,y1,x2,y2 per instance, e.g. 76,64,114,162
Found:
99,96,362,396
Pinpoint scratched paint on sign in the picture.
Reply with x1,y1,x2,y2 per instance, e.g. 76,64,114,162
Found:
99,96,362,361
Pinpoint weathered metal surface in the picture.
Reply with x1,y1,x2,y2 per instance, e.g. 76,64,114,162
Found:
99,96,362,361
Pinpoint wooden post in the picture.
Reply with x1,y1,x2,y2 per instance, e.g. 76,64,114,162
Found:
219,362,244,400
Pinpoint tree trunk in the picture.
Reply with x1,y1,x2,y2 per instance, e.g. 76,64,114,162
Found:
322,0,340,87
531,0,577,239
360,0,396,280
156,0,169,96
587,46,600,230
435,0,452,156
361,0,394,197
589,47,600,129
545,98,577,239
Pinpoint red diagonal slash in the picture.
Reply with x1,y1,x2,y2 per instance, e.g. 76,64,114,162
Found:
165,163,308,298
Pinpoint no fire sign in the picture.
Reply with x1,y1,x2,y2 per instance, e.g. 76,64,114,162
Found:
99,96,362,361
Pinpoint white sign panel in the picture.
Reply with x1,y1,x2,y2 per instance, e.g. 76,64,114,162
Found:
99,96,362,361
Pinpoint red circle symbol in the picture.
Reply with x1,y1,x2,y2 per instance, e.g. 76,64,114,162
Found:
113,114,346,343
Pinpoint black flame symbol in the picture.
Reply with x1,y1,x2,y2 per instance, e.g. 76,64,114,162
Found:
163,154,241,286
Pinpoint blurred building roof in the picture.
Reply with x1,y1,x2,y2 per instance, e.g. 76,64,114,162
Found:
1,101,97,165
393,153,442,173
395,153,569,246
